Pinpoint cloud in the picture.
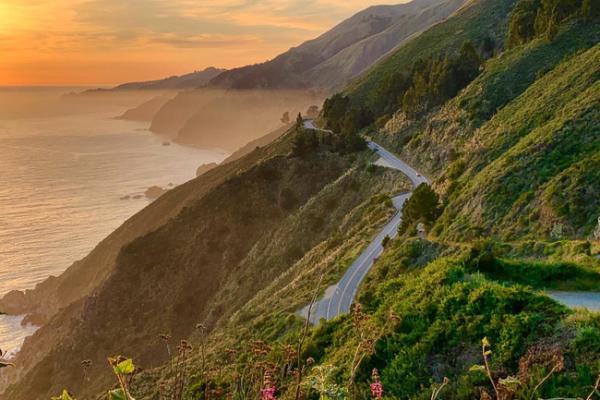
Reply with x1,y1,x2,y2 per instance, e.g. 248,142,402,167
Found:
152,33,263,49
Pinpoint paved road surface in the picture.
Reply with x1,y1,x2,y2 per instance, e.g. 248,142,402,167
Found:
302,120,600,320
547,291,600,311
300,123,428,322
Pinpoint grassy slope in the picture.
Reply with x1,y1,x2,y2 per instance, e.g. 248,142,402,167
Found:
301,239,600,399
110,11,599,400
344,0,517,103
372,19,600,176
129,238,600,400
435,42,600,241
124,168,410,398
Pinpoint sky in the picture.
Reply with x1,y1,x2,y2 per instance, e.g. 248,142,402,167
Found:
0,0,400,86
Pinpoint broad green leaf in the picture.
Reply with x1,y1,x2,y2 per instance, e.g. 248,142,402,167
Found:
115,358,135,375
107,389,127,400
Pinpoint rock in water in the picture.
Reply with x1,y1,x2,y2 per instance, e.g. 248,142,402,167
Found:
145,186,168,200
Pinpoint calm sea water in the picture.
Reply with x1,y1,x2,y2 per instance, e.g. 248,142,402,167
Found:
0,87,227,357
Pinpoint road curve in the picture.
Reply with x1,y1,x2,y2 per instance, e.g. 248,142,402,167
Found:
300,121,429,323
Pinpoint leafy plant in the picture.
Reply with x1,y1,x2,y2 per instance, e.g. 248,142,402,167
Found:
107,356,137,400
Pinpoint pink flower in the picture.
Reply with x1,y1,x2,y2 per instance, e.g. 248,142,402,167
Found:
371,381,383,399
261,371,277,400
371,368,384,399
261,386,277,400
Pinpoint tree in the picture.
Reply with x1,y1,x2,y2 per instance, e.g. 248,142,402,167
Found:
343,133,367,153
370,71,410,115
506,0,540,48
291,120,319,157
341,106,373,136
296,112,304,130
306,105,320,118
281,111,290,124
399,183,441,234
323,94,350,132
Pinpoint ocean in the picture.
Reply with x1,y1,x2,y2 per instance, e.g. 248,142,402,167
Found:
0,87,227,357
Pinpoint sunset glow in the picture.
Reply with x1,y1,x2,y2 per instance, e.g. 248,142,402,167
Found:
0,0,399,86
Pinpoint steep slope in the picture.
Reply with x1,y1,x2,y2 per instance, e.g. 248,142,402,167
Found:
344,0,516,102
93,4,600,399
148,89,321,151
174,91,322,150
148,89,222,136
116,94,173,121
373,18,600,175
306,0,468,89
145,0,466,149
0,131,296,395
1,128,408,399
434,42,600,241
208,0,466,90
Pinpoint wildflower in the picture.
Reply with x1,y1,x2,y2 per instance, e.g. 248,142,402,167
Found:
370,368,384,399
261,370,277,400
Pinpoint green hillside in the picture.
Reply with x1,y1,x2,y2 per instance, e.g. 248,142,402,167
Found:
118,2,599,398
3,0,600,398
345,0,516,102
435,42,600,241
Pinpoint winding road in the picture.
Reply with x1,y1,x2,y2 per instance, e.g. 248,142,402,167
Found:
547,291,600,311
300,120,428,323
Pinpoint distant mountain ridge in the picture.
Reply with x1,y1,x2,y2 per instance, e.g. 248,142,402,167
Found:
208,0,467,90
105,67,225,91
140,0,468,150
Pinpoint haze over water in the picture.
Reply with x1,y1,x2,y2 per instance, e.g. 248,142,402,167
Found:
0,87,227,356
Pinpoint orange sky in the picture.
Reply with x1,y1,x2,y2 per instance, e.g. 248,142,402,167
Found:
0,0,400,86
